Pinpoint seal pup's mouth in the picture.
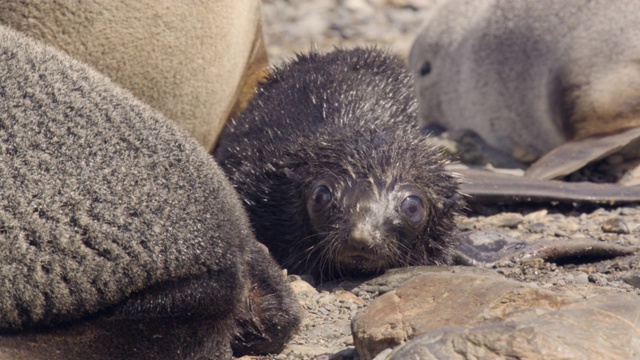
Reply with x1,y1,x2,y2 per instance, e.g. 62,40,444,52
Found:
335,252,389,275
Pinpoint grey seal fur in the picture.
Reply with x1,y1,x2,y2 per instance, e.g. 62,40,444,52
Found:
410,0,640,180
216,48,463,281
0,24,299,359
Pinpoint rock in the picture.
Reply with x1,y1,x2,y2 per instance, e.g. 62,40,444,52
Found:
485,212,525,228
524,209,549,222
379,294,640,360
352,266,498,296
453,230,529,265
352,268,567,359
622,272,640,288
457,232,638,266
353,270,640,359
290,279,319,296
515,238,638,264
280,344,334,358
334,290,366,305
602,216,631,234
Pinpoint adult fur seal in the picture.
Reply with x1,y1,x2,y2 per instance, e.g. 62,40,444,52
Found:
0,0,268,152
216,48,463,281
0,25,299,359
409,0,640,180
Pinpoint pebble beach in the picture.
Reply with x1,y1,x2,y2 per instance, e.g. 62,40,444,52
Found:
257,1,640,359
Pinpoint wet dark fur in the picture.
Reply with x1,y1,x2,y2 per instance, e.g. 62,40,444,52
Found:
216,48,463,281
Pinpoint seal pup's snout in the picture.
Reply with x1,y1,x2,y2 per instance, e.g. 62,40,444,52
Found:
338,220,388,274
337,195,393,274
348,224,377,249
341,181,387,257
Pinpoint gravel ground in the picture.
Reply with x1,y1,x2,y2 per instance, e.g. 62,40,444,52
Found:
262,0,444,65
254,1,640,359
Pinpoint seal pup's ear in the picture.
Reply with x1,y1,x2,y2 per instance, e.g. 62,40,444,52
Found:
443,193,462,213
283,167,298,180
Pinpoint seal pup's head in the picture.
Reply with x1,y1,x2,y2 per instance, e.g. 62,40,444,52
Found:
280,125,462,281
217,48,463,281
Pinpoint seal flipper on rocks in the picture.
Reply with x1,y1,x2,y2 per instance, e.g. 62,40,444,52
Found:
410,0,640,203
0,24,299,359
454,168,640,205
216,48,463,281
524,127,640,180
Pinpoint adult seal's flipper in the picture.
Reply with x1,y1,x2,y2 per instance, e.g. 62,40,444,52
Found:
525,127,640,180
453,167,640,204
450,127,640,204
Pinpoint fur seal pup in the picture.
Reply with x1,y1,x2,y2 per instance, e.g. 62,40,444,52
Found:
0,25,299,359
409,0,640,181
216,48,463,281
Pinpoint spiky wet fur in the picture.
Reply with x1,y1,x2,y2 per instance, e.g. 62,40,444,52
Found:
216,48,463,281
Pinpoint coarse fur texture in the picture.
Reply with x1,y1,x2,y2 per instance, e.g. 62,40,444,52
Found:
0,0,268,151
216,48,463,281
0,25,299,359
409,0,640,163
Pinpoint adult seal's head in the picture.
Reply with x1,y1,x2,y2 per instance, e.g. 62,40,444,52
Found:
216,48,463,281
0,24,299,359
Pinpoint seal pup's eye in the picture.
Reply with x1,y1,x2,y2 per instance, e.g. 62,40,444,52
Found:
400,195,426,224
309,185,332,212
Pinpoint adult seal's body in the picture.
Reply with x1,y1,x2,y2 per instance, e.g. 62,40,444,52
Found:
216,48,463,281
410,0,640,181
0,0,268,152
0,24,299,359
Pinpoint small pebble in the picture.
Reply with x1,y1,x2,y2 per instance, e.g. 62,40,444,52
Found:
601,216,631,234
572,272,590,285
486,212,525,228
620,207,639,215
588,273,608,285
522,258,544,270
622,272,640,289
317,293,337,306
557,221,580,232
527,222,547,233
524,209,548,222
554,230,569,237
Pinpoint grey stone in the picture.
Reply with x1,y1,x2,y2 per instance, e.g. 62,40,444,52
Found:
380,295,640,360
354,271,640,360
602,216,631,234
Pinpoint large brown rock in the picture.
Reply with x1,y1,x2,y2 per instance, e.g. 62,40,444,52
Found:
379,295,640,360
353,268,640,359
